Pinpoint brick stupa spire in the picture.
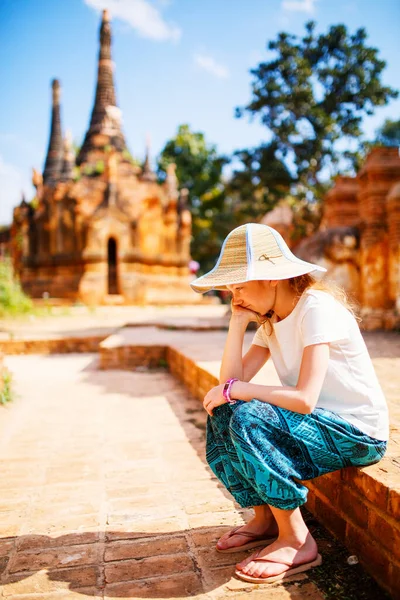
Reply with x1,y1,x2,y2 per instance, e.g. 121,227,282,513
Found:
141,134,156,182
77,10,126,165
43,79,63,185
60,130,75,181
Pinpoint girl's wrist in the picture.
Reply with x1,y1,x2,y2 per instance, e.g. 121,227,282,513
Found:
230,314,250,328
230,380,248,401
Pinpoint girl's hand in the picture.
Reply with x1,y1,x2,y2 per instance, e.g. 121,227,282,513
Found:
230,301,259,324
203,384,227,416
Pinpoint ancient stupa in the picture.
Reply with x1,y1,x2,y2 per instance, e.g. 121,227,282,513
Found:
11,10,195,304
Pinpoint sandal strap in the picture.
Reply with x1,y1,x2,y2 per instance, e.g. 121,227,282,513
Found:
226,527,272,541
250,549,316,568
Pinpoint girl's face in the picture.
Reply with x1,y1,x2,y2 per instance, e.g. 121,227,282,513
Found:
226,280,276,316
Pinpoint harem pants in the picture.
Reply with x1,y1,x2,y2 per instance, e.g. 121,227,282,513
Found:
206,400,387,510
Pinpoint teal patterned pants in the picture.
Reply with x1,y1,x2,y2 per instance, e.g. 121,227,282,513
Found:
206,400,387,510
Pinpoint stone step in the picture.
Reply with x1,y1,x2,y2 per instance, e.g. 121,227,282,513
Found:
98,325,400,599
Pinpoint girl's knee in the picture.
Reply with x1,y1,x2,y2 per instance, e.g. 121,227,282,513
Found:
229,401,276,435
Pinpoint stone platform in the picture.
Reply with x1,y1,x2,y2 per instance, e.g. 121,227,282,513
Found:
98,325,400,598
0,307,399,597
0,354,391,599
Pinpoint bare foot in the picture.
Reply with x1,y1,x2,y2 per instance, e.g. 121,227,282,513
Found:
216,518,278,551
235,532,318,578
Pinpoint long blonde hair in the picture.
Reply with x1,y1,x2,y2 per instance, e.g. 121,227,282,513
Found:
257,273,360,332
288,273,360,321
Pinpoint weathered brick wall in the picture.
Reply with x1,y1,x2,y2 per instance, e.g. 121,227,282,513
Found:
0,336,106,355
99,344,167,370
304,469,400,595
321,176,359,229
167,347,400,599
358,147,400,330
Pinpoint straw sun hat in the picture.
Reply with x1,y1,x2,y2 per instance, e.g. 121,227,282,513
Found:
190,223,326,293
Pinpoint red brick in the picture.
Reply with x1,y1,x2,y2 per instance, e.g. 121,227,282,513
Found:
47,565,100,589
345,522,391,589
104,553,193,583
104,572,203,598
0,540,15,558
338,485,369,529
105,516,186,541
104,535,188,562
388,487,400,520
190,527,229,548
2,566,99,595
368,511,400,561
341,465,389,512
196,546,246,568
388,560,400,600
16,532,99,551
311,472,341,503
8,543,101,573
314,494,347,541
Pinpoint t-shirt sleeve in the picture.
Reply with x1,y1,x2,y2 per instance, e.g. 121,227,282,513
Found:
251,324,269,348
301,298,350,347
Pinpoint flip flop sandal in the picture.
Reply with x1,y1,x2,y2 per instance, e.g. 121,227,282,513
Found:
234,549,322,583
216,525,278,554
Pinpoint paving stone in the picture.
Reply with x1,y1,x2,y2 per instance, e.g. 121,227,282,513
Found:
104,553,194,582
104,571,204,599
1,345,395,600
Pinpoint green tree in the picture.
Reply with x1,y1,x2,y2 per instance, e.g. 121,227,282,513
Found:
237,21,398,209
226,141,293,224
158,124,231,271
0,258,33,318
375,118,400,147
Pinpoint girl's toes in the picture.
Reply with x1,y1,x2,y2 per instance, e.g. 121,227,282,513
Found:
236,555,252,570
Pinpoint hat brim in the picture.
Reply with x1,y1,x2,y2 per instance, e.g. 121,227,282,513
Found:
190,260,327,294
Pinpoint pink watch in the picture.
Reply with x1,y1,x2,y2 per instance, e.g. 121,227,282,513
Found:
223,378,239,405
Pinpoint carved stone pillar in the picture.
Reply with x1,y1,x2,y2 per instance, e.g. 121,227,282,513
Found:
358,147,400,329
321,176,359,229
387,182,400,317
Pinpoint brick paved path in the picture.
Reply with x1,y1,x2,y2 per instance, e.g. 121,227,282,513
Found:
0,353,390,599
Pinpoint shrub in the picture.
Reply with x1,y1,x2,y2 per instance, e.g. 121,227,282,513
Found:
0,259,33,317
0,368,13,405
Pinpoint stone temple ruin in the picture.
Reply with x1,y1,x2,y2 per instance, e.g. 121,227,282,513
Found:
295,147,400,330
11,10,196,305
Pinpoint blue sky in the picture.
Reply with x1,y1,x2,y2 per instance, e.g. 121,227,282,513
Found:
1,0,399,225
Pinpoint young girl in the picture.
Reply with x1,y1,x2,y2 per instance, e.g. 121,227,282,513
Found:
190,223,389,584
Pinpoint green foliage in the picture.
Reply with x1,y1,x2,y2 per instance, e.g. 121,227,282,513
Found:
237,21,398,205
0,259,33,318
158,124,231,270
122,148,141,166
226,142,293,224
72,166,81,182
0,368,13,405
94,160,105,175
82,164,94,176
375,118,400,147
158,124,229,201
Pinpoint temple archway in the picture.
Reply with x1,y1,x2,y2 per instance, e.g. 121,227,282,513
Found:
107,237,119,294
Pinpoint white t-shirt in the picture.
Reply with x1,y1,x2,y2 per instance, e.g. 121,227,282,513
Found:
251,289,389,441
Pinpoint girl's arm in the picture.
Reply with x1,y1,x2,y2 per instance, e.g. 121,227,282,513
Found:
219,310,270,384
230,342,330,414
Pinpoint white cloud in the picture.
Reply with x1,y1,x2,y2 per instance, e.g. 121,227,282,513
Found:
0,156,32,226
194,54,230,79
84,0,181,42
282,0,317,13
